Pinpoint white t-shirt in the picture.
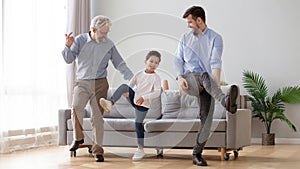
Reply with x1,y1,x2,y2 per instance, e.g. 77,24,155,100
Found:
128,70,161,108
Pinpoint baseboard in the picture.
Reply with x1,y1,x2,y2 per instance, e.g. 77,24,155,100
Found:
251,138,300,144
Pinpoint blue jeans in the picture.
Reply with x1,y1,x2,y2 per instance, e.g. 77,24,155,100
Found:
109,84,148,146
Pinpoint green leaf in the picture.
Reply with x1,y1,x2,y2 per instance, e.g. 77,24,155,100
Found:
253,112,265,122
242,70,268,101
273,111,297,132
279,86,300,103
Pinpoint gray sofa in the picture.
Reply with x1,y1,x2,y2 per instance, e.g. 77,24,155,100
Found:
58,85,251,160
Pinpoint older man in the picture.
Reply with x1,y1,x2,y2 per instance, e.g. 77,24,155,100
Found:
62,15,133,162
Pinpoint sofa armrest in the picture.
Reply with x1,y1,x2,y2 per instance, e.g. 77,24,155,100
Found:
226,108,252,149
58,109,71,145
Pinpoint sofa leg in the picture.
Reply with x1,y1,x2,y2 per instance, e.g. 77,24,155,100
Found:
219,147,231,161
220,147,226,161
156,148,163,159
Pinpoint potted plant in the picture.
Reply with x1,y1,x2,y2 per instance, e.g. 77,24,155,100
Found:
242,70,300,145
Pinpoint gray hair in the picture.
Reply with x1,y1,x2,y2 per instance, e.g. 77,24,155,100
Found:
90,15,112,30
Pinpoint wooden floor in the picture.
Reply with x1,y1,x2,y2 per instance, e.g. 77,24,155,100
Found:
1,144,300,169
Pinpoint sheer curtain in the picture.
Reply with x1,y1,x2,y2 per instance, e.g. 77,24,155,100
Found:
65,0,91,107
0,0,67,153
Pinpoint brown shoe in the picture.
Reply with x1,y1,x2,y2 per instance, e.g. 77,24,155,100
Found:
226,85,239,113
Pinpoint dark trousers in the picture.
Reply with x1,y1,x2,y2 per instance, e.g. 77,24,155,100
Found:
182,72,226,155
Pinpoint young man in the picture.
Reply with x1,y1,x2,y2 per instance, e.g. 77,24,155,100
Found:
62,15,133,162
174,6,238,166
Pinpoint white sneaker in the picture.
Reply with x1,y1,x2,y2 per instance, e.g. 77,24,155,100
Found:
99,98,112,112
132,149,145,161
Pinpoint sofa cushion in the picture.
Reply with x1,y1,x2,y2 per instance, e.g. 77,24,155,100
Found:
67,118,153,131
160,90,201,119
144,119,226,132
161,90,181,119
104,118,153,131
147,96,162,119
178,93,200,118
67,118,92,131
104,118,135,131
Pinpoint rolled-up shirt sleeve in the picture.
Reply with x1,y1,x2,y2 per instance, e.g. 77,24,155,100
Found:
61,37,80,64
110,45,134,80
210,35,223,69
174,36,185,77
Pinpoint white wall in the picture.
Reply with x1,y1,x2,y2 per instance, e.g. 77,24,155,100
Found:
91,0,300,140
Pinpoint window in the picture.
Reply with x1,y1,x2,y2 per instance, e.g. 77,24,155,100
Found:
0,0,67,131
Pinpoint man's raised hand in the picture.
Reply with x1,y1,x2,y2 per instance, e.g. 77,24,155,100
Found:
65,32,74,48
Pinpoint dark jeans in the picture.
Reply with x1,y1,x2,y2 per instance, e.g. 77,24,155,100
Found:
109,84,148,146
182,72,226,155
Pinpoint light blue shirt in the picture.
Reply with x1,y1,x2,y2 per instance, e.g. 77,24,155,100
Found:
174,27,223,77
62,33,133,80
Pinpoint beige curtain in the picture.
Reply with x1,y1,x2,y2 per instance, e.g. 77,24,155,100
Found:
65,0,91,107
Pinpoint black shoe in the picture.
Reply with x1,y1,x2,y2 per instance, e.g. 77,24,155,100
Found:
69,139,84,151
226,85,239,114
192,154,208,166
94,154,104,162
